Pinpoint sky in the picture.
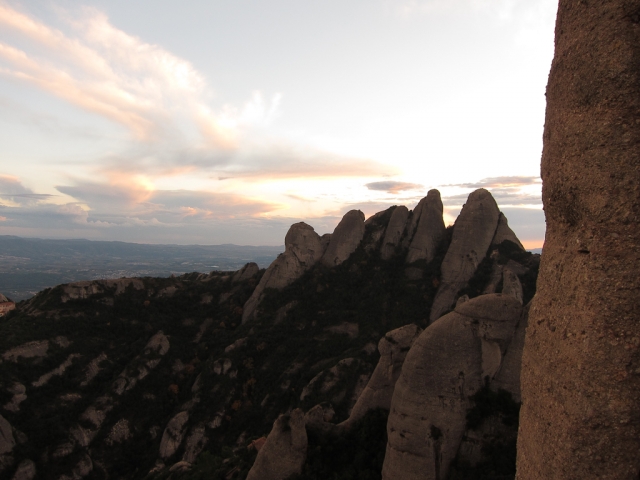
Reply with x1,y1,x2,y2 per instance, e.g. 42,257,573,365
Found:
0,0,557,248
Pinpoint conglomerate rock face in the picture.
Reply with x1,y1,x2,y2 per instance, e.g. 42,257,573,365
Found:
429,188,501,322
516,1,640,479
382,294,522,480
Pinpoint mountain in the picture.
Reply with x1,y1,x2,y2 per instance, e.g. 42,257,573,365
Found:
0,237,283,301
0,188,539,480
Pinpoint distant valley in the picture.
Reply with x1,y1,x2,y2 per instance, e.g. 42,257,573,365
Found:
0,236,283,301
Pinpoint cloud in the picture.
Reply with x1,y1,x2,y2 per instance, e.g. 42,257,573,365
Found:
0,175,56,206
56,179,282,220
0,4,391,182
365,181,423,194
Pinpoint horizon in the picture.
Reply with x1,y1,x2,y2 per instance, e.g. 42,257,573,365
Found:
0,0,556,249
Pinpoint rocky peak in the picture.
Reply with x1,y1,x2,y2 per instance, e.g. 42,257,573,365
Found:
429,188,501,322
491,212,524,250
242,222,326,323
405,189,446,264
380,206,409,260
321,210,365,267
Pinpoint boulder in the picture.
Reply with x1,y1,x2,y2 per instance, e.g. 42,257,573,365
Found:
159,411,189,459
321,210,365,267
11,460,36,480
182,425,207,463
232,262,260,283
242,223,325,323
429,189,501,322
406,190,446,264
246,409,307,480
382,294,521,480
501,267,523,305
380,206,410,260
0,415,15,455
491,212,524,250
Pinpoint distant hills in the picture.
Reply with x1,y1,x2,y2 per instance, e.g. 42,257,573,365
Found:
0,236,283,301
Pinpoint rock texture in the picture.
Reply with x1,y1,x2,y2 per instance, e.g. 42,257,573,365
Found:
382,294,522,480
0,414,15,455
491,212,524,250
340,324,422,430
516,1,640,479
321,210,365,267
380,206,409,260
231,262,259,283
405,190,446,264
11,460,36,480
242,223,325,323
159,412,189,459
245,409,307,480
429,189,501,322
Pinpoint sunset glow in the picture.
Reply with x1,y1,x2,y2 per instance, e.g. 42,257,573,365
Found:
0,0,556,248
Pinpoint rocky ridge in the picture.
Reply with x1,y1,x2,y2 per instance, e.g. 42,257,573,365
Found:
0,188,538,480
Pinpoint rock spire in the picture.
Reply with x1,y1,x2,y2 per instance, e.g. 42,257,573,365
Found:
429,188,501,322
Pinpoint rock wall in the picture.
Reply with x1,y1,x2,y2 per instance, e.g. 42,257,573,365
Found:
517,1,640,479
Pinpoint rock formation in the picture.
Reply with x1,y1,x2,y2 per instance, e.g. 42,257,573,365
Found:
11,459,36,480
340,324,422,429
382,294,522,480
246,409,307,480
516,1,640,479
429,189,501,322
321,210,365,267
231,262,259,283
0,414,15,455
491,212,524,250
405,190,446,264
380,206,409,260
242,223,326,323
159,411,189,459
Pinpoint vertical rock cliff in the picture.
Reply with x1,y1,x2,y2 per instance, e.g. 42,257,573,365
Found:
517,1,640,479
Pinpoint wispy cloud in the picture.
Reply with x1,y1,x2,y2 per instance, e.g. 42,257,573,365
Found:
0,3,391,182
365,181,423,194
